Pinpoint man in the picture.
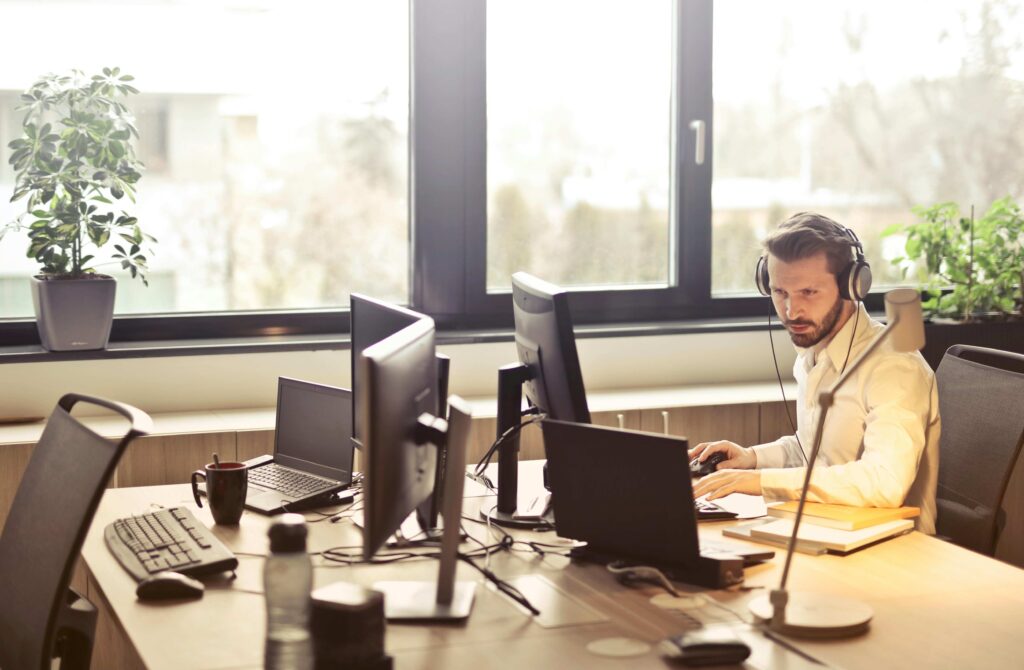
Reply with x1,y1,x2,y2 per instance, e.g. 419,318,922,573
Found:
691,213,941,533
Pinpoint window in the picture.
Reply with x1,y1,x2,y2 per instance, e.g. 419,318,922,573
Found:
711,0,1024,295
485,0,675,291
2,0,1022,347
0,0,409,319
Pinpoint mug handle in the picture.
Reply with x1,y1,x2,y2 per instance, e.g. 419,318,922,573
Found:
191,470,206,508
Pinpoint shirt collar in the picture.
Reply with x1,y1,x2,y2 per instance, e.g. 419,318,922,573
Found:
818,302,873,372
794,302,873,371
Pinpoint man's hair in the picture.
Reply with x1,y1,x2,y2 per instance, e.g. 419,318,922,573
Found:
762,212,854,277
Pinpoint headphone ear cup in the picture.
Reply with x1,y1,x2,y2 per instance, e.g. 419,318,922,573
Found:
755,256,771,296
836,261,854,301
851,261,872,301
836,260,873,301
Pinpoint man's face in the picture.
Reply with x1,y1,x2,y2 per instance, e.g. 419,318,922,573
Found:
766,252,851,348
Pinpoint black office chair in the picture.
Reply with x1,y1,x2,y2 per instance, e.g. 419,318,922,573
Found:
935,344,1024,556
0,394,151,670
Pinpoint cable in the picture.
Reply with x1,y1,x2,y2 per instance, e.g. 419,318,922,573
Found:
457,553,540,615
768,296,861,470
838,302,860,376
768,305,808,466
315,529,542,615
473,409,546,478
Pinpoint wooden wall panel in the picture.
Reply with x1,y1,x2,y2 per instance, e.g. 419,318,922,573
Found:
0,442,33,534
639,404,760,449
236,429,274,463
759,400,798,444
116,432,235,488
590,409,642,432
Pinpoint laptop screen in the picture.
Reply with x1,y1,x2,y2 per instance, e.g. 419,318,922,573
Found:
274,378,354,484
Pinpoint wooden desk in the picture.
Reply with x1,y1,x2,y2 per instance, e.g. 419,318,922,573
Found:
81,484,1024,670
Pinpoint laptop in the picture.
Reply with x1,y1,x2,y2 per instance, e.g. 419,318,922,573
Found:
541,419,774,588
202,377,355,514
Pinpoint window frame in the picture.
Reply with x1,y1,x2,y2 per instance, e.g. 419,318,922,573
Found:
0,0,887,351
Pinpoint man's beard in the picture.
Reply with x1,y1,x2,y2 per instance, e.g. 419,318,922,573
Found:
785,297,845,348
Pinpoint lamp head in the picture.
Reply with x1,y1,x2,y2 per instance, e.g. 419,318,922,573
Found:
884,289,925,352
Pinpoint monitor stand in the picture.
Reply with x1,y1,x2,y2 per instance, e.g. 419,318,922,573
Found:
479,363,551,529
373,398,477,621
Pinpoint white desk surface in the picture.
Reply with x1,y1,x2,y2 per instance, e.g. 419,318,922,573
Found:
82,474,1024,670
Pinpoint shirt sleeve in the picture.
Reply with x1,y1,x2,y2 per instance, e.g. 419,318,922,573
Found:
760,354,933,507
752,435,803,469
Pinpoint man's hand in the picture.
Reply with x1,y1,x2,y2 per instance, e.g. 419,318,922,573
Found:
693,469,762,500
688,440,757,470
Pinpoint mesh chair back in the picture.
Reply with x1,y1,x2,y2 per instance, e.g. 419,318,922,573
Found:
935,345,1024,555
0,394,150,670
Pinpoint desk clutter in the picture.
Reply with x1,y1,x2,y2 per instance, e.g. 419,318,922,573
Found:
61,282,1017,668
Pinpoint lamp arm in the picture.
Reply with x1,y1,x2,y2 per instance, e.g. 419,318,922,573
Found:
771,318,899,627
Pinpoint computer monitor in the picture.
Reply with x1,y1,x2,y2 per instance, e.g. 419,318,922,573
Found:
350,293,449,535
358,317,475,620
350,293,424,445
512,272,591,423
486,272,591,527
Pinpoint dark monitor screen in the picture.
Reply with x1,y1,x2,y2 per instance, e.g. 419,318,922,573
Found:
274,377,354,484
511,272,591,423
350,294,425,444
358,317,439,559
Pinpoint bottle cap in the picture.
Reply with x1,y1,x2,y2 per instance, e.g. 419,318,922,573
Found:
268,513,308,553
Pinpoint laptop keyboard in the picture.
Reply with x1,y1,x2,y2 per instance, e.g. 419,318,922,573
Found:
249,463,336,498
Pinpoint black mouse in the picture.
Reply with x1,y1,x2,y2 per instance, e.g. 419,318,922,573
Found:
136,571,205,601
660,627,751,666
690,452,728,477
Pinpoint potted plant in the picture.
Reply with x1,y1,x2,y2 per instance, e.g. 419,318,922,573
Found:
3,67,155,351
885,197,1024,368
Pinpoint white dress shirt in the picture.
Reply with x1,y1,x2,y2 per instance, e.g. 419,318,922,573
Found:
752,302,941,534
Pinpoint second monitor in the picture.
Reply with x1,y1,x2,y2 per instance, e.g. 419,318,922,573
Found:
485,272,592,527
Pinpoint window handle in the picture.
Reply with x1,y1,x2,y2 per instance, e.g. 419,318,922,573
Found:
689,119,706,165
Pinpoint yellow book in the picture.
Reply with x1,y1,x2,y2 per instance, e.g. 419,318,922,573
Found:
766,502,920,531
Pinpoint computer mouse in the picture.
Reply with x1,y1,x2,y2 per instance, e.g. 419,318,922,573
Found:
690,451,728,477
136,571,205,601
660,627,751,666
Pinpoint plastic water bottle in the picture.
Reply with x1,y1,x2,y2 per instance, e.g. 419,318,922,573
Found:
264,514,313,670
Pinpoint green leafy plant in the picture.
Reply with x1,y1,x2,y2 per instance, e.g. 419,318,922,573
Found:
885,197,1024,321
3,67,155,283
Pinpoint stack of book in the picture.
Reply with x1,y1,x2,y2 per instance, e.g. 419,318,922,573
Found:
723,503,920,555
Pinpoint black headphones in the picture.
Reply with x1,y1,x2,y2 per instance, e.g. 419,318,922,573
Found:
755,221,872,301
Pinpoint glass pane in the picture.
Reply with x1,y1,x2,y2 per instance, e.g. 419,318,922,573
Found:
0,0,409,317
712,0,1024,294
487,0,674,291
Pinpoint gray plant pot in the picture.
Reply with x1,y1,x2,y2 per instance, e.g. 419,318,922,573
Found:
31,275,117,351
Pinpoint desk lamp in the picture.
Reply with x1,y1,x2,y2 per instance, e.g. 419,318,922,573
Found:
748,288,925,638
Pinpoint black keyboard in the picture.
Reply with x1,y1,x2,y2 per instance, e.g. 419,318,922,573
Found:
104,507,238,582
248,463,336,498
696,498,738,521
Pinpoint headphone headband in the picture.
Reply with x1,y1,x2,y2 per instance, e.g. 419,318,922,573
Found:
755,221,872,301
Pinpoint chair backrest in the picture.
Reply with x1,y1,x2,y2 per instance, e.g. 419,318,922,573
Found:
935,345,1024,555
0,394,151,670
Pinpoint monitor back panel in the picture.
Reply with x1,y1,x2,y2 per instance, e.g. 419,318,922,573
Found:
542,419,700,566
